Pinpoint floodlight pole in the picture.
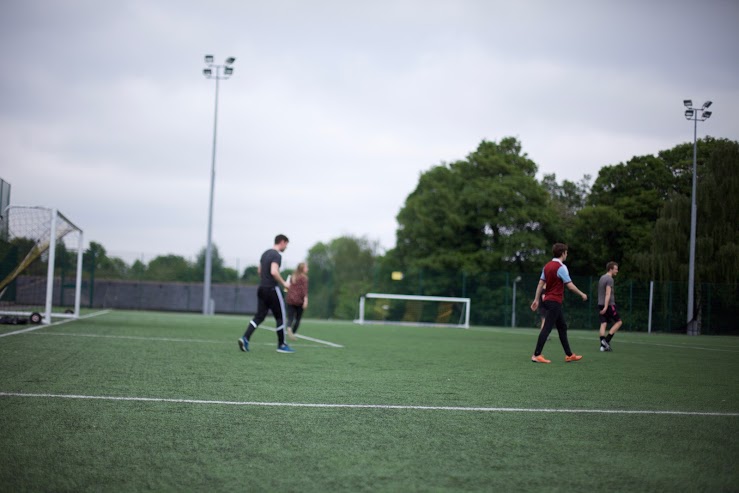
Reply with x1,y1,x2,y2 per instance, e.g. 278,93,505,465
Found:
202,55,235,315
682,99,712,334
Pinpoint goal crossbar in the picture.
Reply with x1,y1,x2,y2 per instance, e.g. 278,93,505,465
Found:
355,293,471,328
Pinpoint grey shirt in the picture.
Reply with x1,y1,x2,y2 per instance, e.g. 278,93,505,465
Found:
597,274,615,306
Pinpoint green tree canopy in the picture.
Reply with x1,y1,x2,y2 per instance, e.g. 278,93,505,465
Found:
395,138,554,275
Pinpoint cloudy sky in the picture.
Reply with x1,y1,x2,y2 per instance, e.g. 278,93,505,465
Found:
1,0,738,270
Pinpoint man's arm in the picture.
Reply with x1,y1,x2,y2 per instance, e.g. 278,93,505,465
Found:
270,262,288,289
531,279,545,311
566,282,588,301
600,285,611,314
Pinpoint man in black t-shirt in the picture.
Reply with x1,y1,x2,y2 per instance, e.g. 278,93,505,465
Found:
238,234,295,353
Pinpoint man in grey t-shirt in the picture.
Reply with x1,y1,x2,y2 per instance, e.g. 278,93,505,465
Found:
597,261,622,351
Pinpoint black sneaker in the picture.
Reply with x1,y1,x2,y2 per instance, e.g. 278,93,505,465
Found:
601,339,612,352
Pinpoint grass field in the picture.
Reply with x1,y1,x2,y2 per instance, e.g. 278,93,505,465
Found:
1,310,738,492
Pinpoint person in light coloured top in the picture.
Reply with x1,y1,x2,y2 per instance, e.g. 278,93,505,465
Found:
529,243,588,363
597,261,622,352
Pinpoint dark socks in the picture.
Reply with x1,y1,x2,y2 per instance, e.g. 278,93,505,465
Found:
606,333,614,343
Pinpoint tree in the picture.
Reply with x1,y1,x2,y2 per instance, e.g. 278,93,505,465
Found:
395,138,554,275
83,241,129,279
195,245,237,283
145,255,194,282
540,173,591,244
241,266,259,284
649,138,739,284
307,235,379,319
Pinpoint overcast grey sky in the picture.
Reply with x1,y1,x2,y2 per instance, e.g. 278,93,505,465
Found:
1,0,738,270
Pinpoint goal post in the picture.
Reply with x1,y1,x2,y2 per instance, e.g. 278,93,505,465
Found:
0,206,84,324
355,293,471,329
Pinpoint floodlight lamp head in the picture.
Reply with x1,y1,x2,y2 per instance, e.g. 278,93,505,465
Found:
203,68,212,77
225,57,236,65
224,66,234,76
685,109,694,119
683,99,692,107
702,101,712,109
205,55,214,64
703,111,712,119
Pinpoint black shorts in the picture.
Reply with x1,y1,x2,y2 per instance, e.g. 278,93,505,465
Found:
538,303,548,318
598,305,621,324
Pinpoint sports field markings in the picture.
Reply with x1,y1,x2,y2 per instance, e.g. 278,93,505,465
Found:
23,332,331,348
0,391,736,417
0,310,111,338
259,325,344,348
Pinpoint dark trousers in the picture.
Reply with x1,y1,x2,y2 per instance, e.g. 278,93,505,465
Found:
244,286,286,346
534,300,573,356
286,304,304,334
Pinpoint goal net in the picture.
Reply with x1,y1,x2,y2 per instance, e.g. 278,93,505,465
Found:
355,293,471,328
0,206,84,324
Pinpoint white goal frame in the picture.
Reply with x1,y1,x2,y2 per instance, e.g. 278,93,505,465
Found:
0,206,84,324
355,293,471,329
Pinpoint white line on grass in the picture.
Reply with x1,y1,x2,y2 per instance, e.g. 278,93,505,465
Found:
0,310,111,338
0,391,736,417
259,326,344,348
23,332,329,348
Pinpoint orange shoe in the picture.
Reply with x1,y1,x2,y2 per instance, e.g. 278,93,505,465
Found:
531,354,551,363
565,353,583,362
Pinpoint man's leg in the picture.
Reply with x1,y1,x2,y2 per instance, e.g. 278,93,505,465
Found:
292,306,304,334
269,287,288,348
286,304,297,340
554,310,573,356
603,306,622,350
534,302,559,356
245,288,269,340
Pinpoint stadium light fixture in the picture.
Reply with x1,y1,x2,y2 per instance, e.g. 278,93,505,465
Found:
201,55,236,316
682,98,714,334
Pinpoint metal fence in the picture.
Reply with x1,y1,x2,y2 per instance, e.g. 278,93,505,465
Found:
5,272,736,335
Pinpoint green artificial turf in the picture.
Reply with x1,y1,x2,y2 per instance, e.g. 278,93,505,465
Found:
1,310,737,492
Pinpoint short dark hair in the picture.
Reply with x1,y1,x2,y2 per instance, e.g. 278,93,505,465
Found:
275,234,289,244
552,243,568,258
606,261,618,271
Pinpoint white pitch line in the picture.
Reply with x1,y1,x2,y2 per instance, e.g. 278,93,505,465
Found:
0,310,111,338
293,333,343,348
23,332,329,348
0,391,736,417
259,326,344,348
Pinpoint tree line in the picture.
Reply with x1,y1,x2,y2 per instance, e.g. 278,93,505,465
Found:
34,135,737,322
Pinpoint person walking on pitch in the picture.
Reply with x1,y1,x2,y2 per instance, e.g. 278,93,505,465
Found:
597,261,622,351
530,243,588,363
285,262,309,341
238,234,295,353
